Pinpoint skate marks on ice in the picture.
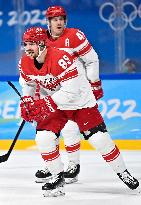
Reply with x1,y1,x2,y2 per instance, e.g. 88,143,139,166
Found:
0,151,141,205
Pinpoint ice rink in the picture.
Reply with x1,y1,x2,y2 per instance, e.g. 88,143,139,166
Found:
0,150,141,205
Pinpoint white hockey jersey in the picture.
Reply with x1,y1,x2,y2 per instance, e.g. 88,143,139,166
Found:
19,47,97,110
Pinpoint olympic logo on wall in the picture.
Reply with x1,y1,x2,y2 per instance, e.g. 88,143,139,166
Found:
99,1,141,31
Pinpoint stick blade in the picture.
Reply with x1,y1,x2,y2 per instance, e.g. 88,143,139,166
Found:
0,153,9,163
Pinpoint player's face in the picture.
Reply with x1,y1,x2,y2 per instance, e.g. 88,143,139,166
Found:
23,41,39,58
49,16,65,37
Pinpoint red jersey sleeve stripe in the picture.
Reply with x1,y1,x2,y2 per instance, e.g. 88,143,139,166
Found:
20,71,31,82
77,43,92,57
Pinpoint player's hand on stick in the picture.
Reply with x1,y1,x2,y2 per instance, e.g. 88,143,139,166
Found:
20,96,35,122
32,96,58,122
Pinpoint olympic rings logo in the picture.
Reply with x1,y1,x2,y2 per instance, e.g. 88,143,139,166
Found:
99,1,141,31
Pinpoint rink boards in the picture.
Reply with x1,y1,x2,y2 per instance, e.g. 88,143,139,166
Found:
1,139,141,150
0,78,141,150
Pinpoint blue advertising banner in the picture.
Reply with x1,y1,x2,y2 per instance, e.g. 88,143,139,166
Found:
98,79,141,139
0,80,141,141
0,81,36,140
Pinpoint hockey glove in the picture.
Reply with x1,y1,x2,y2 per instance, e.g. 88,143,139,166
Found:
20,96,35,122
32,96,58,122
90,80,104,100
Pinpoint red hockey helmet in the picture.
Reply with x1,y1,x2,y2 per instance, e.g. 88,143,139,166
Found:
46,6,66,19
22,27,47,43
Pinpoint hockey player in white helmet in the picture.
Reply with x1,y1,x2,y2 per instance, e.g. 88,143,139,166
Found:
35,5,103,184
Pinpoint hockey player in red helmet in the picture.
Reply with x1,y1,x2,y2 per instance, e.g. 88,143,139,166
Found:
22,27,47,43
22,27,47,59
34,5,104,185
19,26,140,197
46,5,66,18
46,6,67,38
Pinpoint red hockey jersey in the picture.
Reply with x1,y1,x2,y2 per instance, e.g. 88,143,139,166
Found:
46,28,99,82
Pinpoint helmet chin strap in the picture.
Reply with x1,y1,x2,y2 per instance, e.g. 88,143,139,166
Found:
50,32,62,39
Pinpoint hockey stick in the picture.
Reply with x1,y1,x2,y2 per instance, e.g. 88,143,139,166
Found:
7,81,22,99
0,81,26,163
0,120,25,163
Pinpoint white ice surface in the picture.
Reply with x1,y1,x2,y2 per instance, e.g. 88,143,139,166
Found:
0,150,141,205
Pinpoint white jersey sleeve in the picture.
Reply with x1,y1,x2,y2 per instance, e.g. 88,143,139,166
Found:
19,75,36,97
72,29,99,82
51,61,96,110
18,59,36,97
